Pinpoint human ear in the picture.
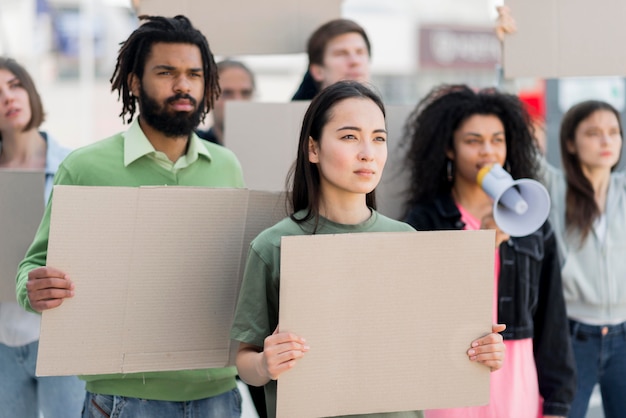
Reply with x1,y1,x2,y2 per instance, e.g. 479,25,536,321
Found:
565,139,577,154
308,136,320,163
445,147,455,161
128,73,140,97
309,64,325,83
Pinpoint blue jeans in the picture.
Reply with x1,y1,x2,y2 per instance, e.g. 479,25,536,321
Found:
0,340,85,418
81,388,242,418
568,319,626,418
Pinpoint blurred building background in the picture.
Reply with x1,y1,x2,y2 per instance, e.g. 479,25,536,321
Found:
0,0,526,149
0,0,623,170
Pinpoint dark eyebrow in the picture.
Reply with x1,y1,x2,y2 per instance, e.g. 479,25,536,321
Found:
150,65,203,73
336,126,387,134
152,65,176,71
464,131,504,137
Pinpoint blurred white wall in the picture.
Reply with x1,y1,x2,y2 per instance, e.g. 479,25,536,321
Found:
0,0,509,150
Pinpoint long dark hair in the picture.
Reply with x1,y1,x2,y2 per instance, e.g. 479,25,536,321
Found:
402,84,537,214
288,80,385,226
0,57,44,141
110,15,219,124
560,100,623,241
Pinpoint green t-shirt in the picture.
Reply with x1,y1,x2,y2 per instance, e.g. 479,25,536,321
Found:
231,210,423,418
16,119,245,402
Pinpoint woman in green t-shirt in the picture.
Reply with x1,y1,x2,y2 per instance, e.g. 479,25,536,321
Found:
231,80,506,418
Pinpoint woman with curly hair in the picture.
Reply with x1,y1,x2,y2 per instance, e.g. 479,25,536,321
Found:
402,84,576,418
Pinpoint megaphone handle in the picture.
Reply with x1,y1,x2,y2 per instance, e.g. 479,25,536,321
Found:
498,186,529,215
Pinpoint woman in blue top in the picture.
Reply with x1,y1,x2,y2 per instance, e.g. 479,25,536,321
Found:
0,57,84,418
231,80,506,418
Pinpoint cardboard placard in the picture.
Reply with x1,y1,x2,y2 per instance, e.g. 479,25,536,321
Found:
503,0,626,78
225,101,308,193
375,104,415,220
37,186,285,376
278,230,494,417
225,101,414,220
137,0,342,55
0,171,45,302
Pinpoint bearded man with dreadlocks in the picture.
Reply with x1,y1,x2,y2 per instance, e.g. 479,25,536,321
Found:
15,15,245,418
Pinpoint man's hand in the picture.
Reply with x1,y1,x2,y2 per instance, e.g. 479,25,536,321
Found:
26,266,74,312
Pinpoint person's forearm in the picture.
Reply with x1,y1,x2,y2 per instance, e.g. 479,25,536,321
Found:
236,347,271,387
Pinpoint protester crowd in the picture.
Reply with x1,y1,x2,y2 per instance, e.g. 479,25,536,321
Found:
1,6,623,418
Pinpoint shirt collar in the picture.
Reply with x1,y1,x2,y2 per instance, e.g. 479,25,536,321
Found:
123,118,212,167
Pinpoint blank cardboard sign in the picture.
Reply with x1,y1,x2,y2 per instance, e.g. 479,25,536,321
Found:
37,186,285,376
225,101,308,193
503,0,626,78
0,171,44,302
278,230,494,417
375,104,415,220
137,0,342,55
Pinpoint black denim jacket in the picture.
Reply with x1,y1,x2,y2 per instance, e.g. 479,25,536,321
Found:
405,194,576,417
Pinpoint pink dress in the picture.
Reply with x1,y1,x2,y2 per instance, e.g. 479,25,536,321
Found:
425,205,541,418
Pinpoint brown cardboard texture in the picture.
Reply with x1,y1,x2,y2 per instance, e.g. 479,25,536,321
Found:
228,189,289,365
225,101,414,219
375,104,415,220
137,0,342,55
278,230,494,417
503,0,626,78
0,171,44,302
37,185,285,376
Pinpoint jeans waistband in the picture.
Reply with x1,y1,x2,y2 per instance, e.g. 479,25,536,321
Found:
569,319,626,336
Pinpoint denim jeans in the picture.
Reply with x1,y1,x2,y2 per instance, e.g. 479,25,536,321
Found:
568,319,626,418
81,388,242,418
0,340,85,418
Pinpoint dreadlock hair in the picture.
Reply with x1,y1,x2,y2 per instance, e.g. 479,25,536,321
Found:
402,84,538,215
560,100,623,242
110,15,219,124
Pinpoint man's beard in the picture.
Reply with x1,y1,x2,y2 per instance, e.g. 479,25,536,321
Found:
139,86,204,138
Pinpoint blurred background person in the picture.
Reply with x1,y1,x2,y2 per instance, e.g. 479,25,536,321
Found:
539,100,626,418
197,59,255,145
0,56,84,418
291,18,371,101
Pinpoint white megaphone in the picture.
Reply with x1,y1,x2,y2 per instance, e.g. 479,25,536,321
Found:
477,163,551,237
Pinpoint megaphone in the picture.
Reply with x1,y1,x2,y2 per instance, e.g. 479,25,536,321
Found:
477,163,551,237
